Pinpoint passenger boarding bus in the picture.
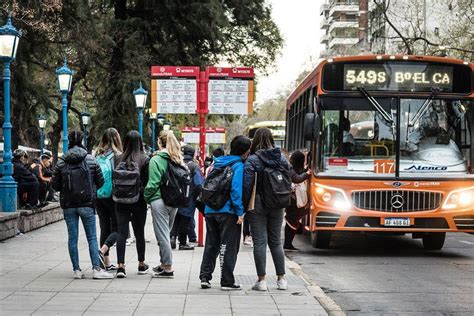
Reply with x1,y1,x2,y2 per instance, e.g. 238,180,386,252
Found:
247,121,286,148
286,55,473,250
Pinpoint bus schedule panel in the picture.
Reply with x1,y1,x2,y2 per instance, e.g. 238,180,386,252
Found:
322,62,472,94
206,67,254,115
150,66,199,114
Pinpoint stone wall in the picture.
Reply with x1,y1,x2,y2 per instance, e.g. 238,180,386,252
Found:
0,212,19,240
0,203,62,240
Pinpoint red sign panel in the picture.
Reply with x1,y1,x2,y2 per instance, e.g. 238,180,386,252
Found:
151,66,200,77
207,67,254,78
328,158,348,166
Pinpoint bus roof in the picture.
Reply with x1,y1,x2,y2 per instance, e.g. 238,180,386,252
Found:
286,54,473,109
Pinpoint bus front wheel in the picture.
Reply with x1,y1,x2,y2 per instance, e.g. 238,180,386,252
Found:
422,233,446,250
311,231,332,249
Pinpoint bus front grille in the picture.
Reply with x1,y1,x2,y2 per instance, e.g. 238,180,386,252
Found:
352,190,442,212
453,216,474,230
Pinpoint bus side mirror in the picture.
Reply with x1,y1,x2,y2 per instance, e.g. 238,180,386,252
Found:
304,113,321,141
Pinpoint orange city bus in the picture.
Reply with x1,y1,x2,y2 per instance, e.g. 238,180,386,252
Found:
285,54,474,250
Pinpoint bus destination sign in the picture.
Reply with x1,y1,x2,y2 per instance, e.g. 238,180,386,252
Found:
343,63,453,92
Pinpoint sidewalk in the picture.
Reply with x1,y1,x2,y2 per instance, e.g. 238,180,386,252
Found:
0,211,327,315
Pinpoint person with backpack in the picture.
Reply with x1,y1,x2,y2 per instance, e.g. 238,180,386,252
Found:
172,145,203,250
284,150,311,251
51,130,113,279
199,135,251,291
113,130,150,278
144,130,190,278
243,127,291,291
95,128,123,271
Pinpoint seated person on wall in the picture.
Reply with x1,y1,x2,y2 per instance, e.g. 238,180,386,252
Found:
30,153,53,207
12,149,40,209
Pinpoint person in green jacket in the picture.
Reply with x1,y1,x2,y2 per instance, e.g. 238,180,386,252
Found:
144,130,185,278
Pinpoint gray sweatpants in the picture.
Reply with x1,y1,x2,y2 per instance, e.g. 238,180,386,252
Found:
151,199,177,266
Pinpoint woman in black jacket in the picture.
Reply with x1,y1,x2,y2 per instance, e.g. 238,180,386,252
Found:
243,127,289,291
284,150,310,251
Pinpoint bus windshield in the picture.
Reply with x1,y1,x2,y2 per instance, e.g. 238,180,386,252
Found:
319,98,473,178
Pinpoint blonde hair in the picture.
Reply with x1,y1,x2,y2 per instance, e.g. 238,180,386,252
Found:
96,128,123,155
158,130,183,165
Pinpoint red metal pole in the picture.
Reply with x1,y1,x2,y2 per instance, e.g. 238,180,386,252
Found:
197,70,208,247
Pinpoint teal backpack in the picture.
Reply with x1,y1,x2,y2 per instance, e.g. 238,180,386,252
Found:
96,152,115,199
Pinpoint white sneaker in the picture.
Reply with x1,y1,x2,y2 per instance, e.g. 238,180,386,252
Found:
252,280,268,291
277,277,288,290
73,270,84,279
93,268,114,279
243,236,253,246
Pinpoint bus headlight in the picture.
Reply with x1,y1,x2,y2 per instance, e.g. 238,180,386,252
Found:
442,187,474,210
315,184,352,210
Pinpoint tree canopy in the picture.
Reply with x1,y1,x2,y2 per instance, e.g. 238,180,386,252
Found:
0,0,283,158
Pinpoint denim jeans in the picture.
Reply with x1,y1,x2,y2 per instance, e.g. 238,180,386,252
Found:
63,207,100,271
247,208,286,277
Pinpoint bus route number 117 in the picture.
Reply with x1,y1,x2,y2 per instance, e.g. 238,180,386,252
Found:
374,159,395,174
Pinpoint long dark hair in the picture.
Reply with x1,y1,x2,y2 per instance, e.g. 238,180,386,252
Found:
122,130,143,163
249,127,275,154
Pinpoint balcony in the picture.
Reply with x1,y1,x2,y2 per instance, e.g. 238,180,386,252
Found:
329,4,359,17
328,20,358,32
320,17,330,29
320,34,330,44
320,3,329,15
329,37,359,48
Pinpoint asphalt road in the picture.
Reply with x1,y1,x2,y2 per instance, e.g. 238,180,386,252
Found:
287,232,474,315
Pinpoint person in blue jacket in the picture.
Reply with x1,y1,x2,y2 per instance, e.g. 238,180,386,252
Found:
199,135,251,291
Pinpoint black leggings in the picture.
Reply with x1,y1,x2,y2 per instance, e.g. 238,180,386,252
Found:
96,198,118,256
116,200,147,264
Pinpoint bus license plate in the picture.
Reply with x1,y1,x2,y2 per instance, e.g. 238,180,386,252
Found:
384,218,410,227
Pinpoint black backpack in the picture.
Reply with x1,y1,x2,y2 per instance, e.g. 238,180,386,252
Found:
160,160,192,208
201,162,236,210
60,159,93,208
259,158,292,209
112,161,141,204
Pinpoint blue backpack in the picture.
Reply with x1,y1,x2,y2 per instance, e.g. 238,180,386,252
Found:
96,152,114,199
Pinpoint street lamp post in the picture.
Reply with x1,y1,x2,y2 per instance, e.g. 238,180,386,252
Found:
133,82,148,137
81,112,90,150
56,58,73,153
38,115,47,154
0,15,21,212
149,112,157,151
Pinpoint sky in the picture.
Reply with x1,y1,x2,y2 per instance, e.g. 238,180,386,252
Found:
255,0,326,105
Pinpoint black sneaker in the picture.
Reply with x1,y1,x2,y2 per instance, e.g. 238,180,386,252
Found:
221,284,242,291
152,270,174,278
106,264,117,271
152,266,164,274
138,263,149,275
201,280,211,289
284,245,299,251
116,267,126,278
98,250,106,269
179,244,195,250
170,236,177,250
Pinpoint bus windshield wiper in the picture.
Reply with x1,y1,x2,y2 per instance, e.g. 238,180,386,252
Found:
357,87,393,123
408,88,439,127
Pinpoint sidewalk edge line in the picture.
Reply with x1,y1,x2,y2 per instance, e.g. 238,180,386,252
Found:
286,258,346,316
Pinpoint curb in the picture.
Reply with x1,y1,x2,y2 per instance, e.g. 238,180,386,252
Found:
286,258,346,316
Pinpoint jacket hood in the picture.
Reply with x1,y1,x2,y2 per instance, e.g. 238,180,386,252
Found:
255,148,283,167
63,146,88,164
155,151,170,159
214,155,241,168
